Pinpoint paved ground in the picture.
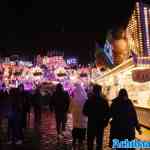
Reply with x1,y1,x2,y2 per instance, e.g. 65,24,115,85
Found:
0,110,111,150
0,109,149,150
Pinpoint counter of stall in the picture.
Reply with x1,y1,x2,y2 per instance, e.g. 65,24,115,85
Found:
94,57,150,128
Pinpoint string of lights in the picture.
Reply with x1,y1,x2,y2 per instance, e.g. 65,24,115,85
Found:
126,2,143,56
126,2,150,57
144,6,150,55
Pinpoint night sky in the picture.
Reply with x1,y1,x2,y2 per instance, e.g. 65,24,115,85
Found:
0,0,149,64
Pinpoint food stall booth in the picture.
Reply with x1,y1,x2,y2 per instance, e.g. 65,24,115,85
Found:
95,57,150,128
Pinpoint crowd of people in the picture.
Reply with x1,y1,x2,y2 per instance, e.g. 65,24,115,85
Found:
0,82,142,150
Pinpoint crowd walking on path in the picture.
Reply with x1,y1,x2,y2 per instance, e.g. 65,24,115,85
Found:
0,82,142,150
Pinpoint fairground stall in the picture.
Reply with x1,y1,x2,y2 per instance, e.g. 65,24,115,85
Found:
94,57,150,128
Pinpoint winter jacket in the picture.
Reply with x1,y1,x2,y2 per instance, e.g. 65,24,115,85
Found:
52,90,70,113
83,93,110,127
109,97,140,143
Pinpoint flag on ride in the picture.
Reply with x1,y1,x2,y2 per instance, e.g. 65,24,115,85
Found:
131,50,137,64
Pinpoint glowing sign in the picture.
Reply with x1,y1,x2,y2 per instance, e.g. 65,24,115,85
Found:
66,58,78,65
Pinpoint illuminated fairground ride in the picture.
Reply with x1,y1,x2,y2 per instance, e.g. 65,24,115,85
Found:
120,2,150,63
36,55,67,70
126,2,150,57
93,2,150,128
0,54,95,91
97,1,150,67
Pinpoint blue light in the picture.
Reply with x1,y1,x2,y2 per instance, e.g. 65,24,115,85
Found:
66,58,78,65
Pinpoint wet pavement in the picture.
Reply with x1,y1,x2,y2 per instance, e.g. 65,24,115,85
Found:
0,109,149,150
0,110,111,150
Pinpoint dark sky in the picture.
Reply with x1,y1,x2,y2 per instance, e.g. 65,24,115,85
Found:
0,0,149,64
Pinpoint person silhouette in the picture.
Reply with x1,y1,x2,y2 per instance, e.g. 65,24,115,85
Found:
109,89,142,150
83,84,110,150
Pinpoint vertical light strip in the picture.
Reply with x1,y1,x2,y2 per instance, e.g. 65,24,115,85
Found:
147,7,150,55
136,2,143,56
149,8,150,54
144,7,150,55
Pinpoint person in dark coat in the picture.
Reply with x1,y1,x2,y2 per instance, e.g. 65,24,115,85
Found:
7,88,24,144
0,83,8,128
18,84,31,129
48,90,54,112
83,84,110,150
109,89,142,150
51,83,70,139
32,87,43,123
